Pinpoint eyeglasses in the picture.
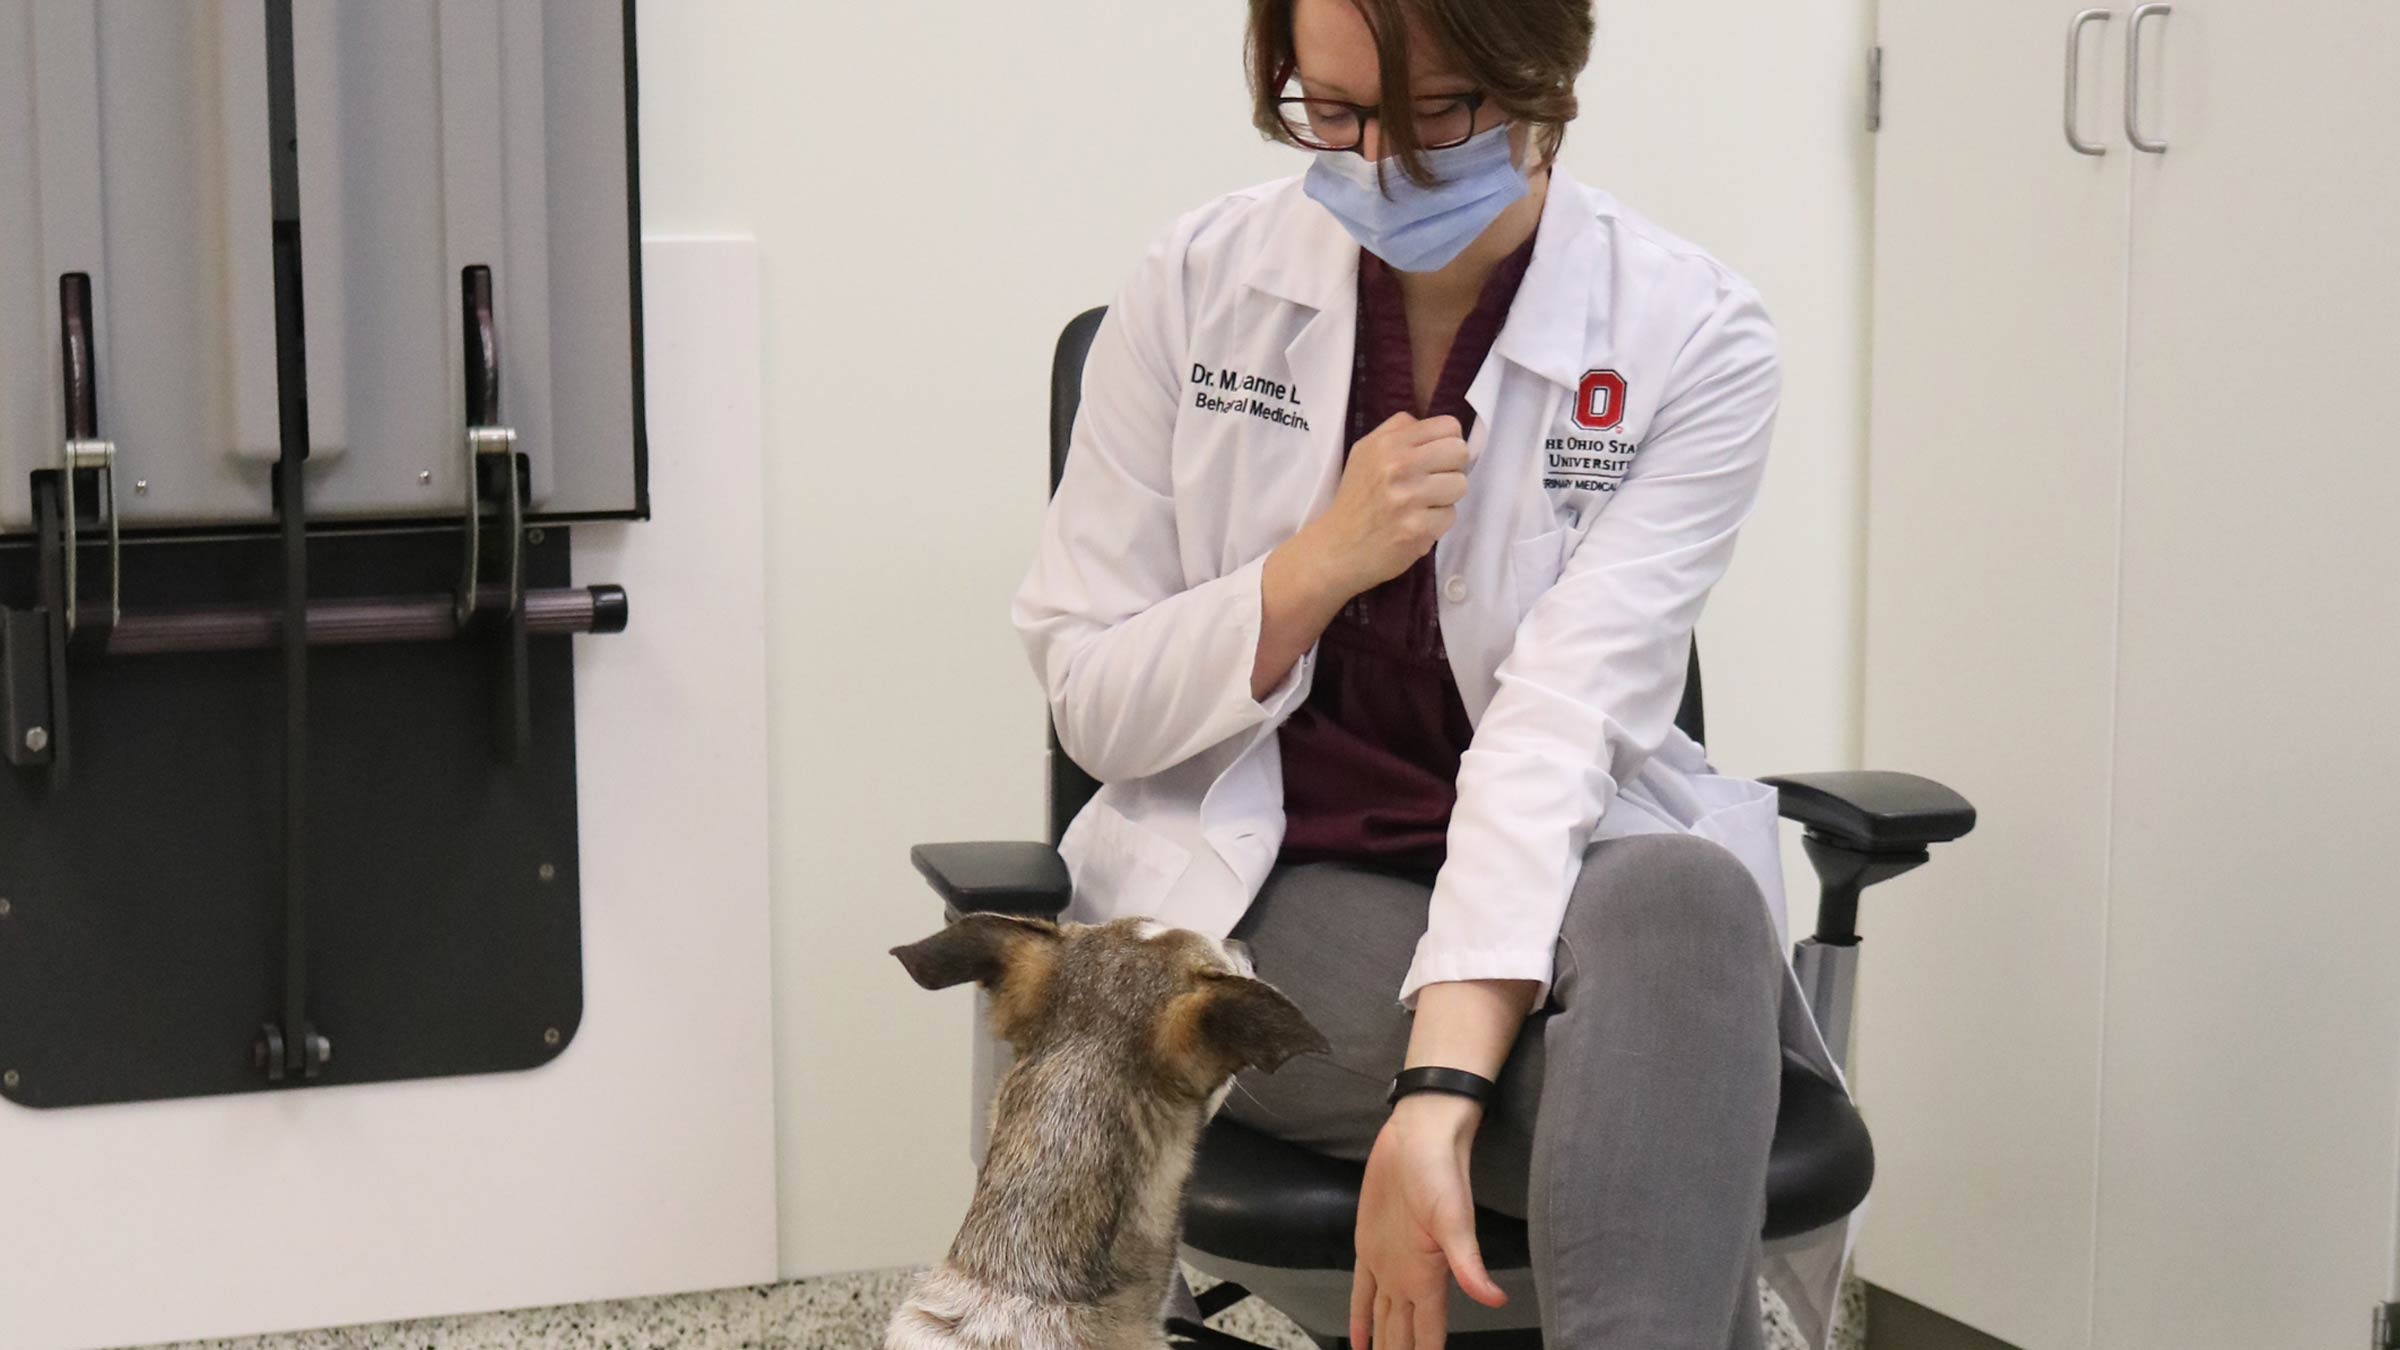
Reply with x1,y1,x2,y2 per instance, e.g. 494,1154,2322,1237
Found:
1273,87,1490,154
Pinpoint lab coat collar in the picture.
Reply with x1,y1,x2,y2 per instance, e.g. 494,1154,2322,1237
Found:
1489,169,1604,393
1241,176,1361,312
1243,169,1603,395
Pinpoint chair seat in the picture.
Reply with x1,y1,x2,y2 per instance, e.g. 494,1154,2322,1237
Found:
1182,1052,1872,1271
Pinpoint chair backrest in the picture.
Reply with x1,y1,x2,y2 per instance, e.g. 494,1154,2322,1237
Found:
1043,307,1706,845
1045,311,1113,844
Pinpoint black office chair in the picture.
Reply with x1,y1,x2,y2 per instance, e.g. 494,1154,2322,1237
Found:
909,308,1977,1348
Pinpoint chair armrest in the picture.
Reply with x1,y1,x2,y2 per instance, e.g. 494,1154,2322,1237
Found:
909,842,1073,919
1760,771,1976,853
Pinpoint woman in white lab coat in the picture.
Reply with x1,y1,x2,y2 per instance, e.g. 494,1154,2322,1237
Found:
1013,1,1848,1345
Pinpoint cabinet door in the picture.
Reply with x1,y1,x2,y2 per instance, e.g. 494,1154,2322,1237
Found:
1859,3,2133,1345
2095,3,2400,1345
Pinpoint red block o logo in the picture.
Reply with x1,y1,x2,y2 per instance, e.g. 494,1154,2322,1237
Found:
1574,370,1627,431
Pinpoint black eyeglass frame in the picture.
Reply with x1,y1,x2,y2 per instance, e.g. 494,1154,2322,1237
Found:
1272,89,1492,154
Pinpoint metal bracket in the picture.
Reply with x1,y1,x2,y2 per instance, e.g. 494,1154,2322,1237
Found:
0,273,122,783
456,264,533,763
0,274,112,783
61,438,120,638
456,264,521,629
14,479,71,781
0,609,55,770
455,424,521,629
58,273,121,640
253,1020,331,1082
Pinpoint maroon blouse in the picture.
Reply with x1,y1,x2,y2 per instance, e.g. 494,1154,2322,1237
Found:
1276,237,1539,870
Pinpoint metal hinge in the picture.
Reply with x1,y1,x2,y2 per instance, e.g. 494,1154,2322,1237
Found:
1867,46,1884,133
2376,1302,2400,1349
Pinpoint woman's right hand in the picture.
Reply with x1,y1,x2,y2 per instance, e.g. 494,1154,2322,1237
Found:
1251,412,1471,700
1299,412,1472,598
1351,1092,1508,1349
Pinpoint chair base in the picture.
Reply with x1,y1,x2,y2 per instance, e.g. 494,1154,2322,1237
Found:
1181,1247,1545,1345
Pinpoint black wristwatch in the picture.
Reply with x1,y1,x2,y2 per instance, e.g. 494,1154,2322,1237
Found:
1387,1065,1498,1108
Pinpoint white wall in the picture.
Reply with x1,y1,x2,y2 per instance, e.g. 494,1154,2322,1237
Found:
635,0,1876,1279
1570,2,1880,806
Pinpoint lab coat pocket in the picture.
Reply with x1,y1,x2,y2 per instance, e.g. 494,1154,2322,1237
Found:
1057,798,1193,919
1508,527,1569,617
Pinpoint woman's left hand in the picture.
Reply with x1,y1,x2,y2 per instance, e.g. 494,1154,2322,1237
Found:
1350,1092,1509,1349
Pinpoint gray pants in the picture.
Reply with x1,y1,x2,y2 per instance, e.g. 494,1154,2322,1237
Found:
1221,833,1785,1349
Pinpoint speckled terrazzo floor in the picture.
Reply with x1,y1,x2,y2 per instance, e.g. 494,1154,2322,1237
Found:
141,1270,1863,1348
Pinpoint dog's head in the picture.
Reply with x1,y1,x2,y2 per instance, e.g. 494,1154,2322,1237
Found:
892,915,1329,1101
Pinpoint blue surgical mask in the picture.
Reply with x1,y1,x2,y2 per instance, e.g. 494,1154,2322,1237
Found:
1302,125,1530,274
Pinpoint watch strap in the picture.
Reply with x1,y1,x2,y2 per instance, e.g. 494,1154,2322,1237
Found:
1387,1065,1498,1107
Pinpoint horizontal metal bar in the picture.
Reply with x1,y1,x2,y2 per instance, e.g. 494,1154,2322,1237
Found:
104,585,627,656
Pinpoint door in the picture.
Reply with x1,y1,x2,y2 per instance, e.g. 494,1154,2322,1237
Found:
2093,3,2400,1345
1858,2,2133,1345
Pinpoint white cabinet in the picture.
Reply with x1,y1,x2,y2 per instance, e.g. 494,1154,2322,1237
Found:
1861,3,2400,1347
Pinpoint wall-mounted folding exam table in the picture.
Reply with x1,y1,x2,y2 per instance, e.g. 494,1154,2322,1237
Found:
0,5,777,1344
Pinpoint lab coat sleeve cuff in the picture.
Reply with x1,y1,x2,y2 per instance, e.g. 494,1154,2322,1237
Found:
1396,947,1558,1013
1233,550,1313,723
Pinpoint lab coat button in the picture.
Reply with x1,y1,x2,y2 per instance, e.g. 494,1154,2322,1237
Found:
1442,575,1469,604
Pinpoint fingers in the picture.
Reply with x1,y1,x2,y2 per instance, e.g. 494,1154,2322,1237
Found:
1374,434,1466,476
1436,1213,1509,1310
1364,415,1466,458
1415,436,1472,475
1407,415,1464,443
1351,1265,1376,1347
1379,459,1466,508
1379,1293,1414,1350
1337,413,1470,586
1377,478,1460,546
1413,1293,1449,1350
1365,439,1469,482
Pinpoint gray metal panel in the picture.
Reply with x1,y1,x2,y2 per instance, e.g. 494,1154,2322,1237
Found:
0,0,639,534
0,5,49,520
535,0,637,517
284,0,450,515
0,0,283,533
292,0,636,522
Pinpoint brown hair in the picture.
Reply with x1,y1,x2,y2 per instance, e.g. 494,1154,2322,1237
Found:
1246,0,1594,186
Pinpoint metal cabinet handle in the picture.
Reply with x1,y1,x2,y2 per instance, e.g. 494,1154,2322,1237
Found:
2127,3,2172,153
2066,9,2113,155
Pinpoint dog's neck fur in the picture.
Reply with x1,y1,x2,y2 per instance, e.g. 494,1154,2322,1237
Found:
946,1039,1209,1319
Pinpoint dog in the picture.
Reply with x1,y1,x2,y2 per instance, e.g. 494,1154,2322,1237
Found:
884,914,1329,1350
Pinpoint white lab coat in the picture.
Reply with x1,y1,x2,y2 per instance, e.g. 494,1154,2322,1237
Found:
1012,168,1855,1346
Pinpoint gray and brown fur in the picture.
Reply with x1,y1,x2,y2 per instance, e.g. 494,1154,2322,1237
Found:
884,915,1328,1350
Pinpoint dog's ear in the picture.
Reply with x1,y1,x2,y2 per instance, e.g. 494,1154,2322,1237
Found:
1202,975,1331,1074
1159,972,1331,1094
890,913,1061,993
